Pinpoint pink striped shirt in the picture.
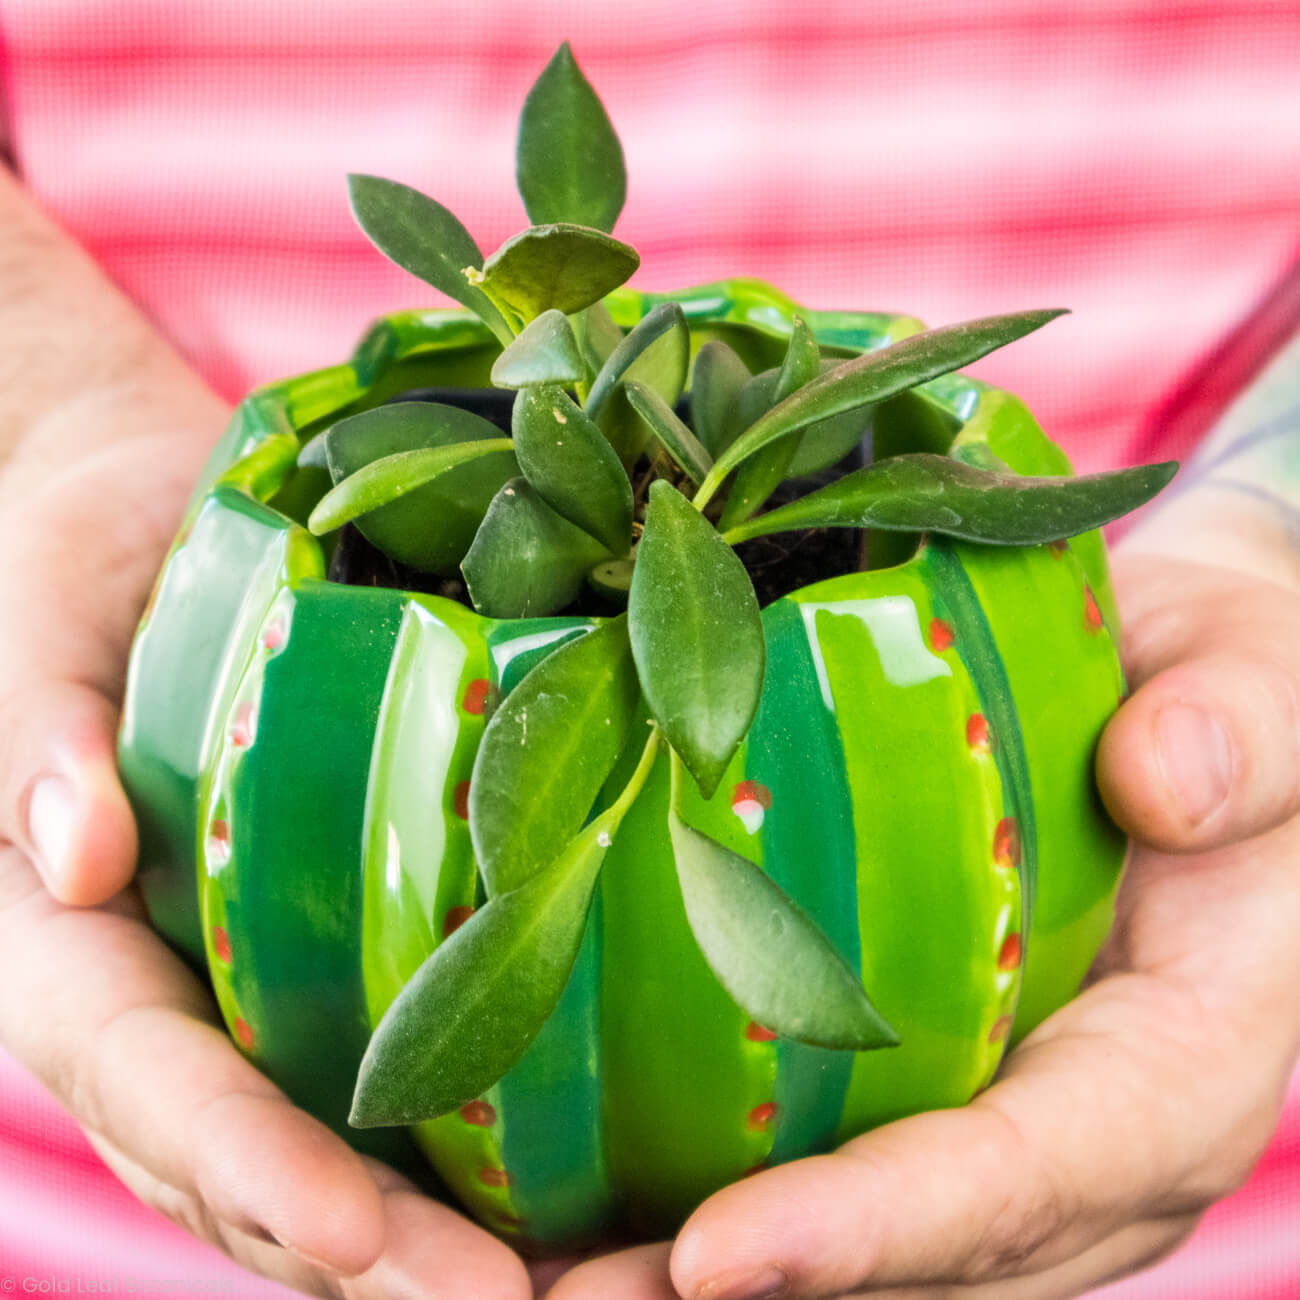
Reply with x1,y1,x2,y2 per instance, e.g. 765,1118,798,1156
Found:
2,3,1299,1295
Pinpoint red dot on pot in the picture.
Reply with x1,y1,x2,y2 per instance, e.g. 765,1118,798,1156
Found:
997,932,1022,970
443,906,475,938
207,820,232,865
747,1102,778,1131
993,817,1021,870
966,713,990,754
460,1099,496,1127
229,700,256,750
453,781,471,820
478,1167,514,1188
234,1017,255,1050
988,1016,1013,1044
261,617,286,652
212,926,232,964
732,780,773,810
462,678,492,715
929,617,955,652
1084,586,1103,634
745,1021,778,1043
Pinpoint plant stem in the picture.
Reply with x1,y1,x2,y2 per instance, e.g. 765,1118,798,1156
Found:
609,726,662,821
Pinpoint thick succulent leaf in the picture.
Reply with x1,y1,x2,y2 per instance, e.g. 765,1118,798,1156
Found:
316,402,517,575
689,340,751,457
462,477,611,617
491,309,585,389
722,453,1179,546
585,302,689,419
629,481,764,798
586,303,691,466
308,440,514,535
350,732,659,1127
720,317,822,529
347,175,512,345
351,808,612,1125
575,299,624,376
511,385,633,554
470,616,640,895
668,759,899,1051
516,41,626,233
696,309,1067,508
476,224,639,323
624,381,714,485
296,429,329,469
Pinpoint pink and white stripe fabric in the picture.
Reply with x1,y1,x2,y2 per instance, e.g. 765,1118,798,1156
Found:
1,3,1299,1295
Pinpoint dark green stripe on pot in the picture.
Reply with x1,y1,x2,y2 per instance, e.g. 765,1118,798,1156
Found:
200,579,415,1169
748,596,858,1166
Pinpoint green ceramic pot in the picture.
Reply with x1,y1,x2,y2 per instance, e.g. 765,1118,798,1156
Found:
117,279,1127,1250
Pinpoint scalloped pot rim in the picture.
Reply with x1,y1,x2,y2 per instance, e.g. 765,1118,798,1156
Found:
118,276,1128,1249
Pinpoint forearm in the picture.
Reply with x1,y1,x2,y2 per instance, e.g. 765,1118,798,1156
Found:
0,165,228,495
1119,328,1300,592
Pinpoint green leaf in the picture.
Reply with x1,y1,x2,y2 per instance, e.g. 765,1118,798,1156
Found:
462,477,611,618
695,309,1068,509
668,757,899,1051
586,302,690,420
722,453,1179,547
297,429,329,469
689,340,751,457
316,402,517,575
575,300,624,377
511,385,634,554
309,440,514,535
475,224,639,324
629,481,764,798
470,616,641,895
623,381,714,485
516,41,626,233
350,732,659,1127
586,303,690,467
720,317,822,529
491,309,586,389
347,175,512,345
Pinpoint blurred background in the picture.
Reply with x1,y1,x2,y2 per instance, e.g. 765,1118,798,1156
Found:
1,1,1298,1294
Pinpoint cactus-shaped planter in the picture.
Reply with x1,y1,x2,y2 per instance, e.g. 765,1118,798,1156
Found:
119,280,1134,1248
117,46,1173,1252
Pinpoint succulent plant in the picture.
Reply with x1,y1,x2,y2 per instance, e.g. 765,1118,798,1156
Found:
283,43,1178,1132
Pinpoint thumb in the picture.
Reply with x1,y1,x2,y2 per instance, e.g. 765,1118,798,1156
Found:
1097,649,1300,852
0,678,138,904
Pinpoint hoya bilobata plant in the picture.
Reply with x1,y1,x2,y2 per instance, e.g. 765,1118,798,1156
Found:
308,44,1175,1128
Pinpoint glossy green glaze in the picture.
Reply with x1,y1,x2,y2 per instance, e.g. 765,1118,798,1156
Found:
118,279,1127,1250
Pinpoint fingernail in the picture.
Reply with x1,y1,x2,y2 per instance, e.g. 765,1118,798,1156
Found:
695,1265,790,1300
1156,705,1233,825
28,776,78,890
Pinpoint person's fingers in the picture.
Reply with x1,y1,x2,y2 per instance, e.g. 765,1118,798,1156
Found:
1096,554,1300,852
0,846,388,1275
667,966,1283,1300
545,1243,675,1299
0,432,211,904
0,678,137,901
1097,646,1300,852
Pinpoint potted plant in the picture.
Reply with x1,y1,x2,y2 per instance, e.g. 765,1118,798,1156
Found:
117,43,1175,1251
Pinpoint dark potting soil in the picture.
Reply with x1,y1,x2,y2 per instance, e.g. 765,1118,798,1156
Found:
323,386,868,611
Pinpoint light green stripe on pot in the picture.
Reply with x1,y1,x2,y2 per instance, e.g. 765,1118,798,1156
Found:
749,596,858,1166
120,488,324,967
795,563,1011,1143
950,540,1127,1042
599,748,768,1236
482,618,616,1246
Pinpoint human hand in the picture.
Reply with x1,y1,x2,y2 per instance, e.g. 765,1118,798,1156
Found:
0,427,558,1297
546,546,1300,1299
